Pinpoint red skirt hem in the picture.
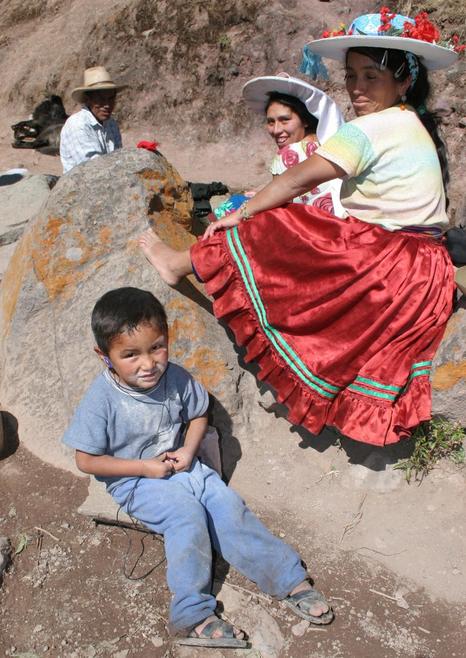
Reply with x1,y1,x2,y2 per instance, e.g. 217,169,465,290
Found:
191,207,454,446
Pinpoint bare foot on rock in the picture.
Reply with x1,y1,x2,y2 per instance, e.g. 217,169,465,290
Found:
138,228,192,287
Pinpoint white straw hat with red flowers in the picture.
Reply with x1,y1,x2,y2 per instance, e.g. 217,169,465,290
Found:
307,9,463,70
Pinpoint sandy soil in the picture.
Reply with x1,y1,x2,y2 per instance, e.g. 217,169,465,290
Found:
1,444,466,658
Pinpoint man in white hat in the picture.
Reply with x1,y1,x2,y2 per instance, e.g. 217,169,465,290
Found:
60,66,126,173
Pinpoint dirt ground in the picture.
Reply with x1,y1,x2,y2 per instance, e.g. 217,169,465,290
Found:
1,443,466,658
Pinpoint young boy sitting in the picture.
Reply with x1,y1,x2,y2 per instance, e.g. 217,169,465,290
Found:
62,287,333,648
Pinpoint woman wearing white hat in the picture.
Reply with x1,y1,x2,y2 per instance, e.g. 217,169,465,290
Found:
60,66,126,173
213,75,344,218
140,10,463,447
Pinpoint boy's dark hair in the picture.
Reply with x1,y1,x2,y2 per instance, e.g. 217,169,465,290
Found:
91,287,168,354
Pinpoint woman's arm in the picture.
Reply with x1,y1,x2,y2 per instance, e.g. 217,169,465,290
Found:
203,154,345,238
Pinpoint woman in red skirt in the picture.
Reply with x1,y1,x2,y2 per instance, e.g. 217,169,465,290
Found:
140,10,463,447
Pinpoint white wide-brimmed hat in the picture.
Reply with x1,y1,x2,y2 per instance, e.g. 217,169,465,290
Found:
242,74,344,144
307,12,459,71
71,66,127,103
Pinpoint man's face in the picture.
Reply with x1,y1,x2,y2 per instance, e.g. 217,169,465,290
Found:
85,90,117,123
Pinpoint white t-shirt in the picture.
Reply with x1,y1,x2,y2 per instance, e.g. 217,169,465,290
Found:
317,106,447,231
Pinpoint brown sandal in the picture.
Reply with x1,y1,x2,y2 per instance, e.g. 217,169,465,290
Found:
176,615,248,648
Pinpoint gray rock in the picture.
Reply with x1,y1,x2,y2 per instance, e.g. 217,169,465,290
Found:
0,174,51,278
0,148,249,475
432,305,466,425
0,536,11,582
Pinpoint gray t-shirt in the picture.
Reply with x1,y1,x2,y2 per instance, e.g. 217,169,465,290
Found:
62,362,209,493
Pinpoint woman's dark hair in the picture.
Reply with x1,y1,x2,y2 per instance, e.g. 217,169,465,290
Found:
265,92,319,135
91,287,168,354
347,47,450,200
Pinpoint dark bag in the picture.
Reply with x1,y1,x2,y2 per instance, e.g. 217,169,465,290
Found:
445,226,466,266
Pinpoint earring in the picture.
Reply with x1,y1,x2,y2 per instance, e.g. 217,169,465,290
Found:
400,94,407,111
103,356,113,368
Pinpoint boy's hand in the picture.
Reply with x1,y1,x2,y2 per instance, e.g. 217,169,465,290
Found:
165,447,196,473
141,453,176,478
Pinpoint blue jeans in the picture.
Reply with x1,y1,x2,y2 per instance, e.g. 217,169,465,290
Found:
111,459,307,632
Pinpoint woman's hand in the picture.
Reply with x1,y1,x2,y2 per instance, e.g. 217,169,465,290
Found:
202,210,243,240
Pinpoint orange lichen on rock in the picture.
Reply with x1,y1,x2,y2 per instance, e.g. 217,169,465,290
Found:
166,300,227,390
154,211,195,251
167,299,206,344
0,231,33,340
31,216,93,300
441,313,461,338
183,346,229,391
432,360,466,390
99,227,112,247
137,169,163,181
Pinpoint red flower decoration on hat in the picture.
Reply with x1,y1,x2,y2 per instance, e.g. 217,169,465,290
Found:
379,6,396,32
319,9,464,53
401,12,440,43
321,25,347,38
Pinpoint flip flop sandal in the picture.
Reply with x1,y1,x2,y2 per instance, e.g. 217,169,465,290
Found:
176,616,249,648
284,587,334,625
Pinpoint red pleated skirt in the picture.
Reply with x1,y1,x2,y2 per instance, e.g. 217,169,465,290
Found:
190,204,455,446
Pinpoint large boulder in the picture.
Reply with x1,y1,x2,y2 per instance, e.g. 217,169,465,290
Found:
432,301,466,424
0,148,250,473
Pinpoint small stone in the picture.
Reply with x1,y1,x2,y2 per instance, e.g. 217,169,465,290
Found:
7,507,16,518
33,624,44,633
291,620,309,636
366,610,373,618
279,531,286,538
151,637,164,647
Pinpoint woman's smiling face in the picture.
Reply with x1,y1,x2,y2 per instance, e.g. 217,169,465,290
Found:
266,101,308,148
345,50,410,117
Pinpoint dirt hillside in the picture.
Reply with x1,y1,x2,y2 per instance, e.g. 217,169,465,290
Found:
0,0,464,215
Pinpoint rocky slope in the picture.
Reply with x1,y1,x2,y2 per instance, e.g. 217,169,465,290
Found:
1,0,464,215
